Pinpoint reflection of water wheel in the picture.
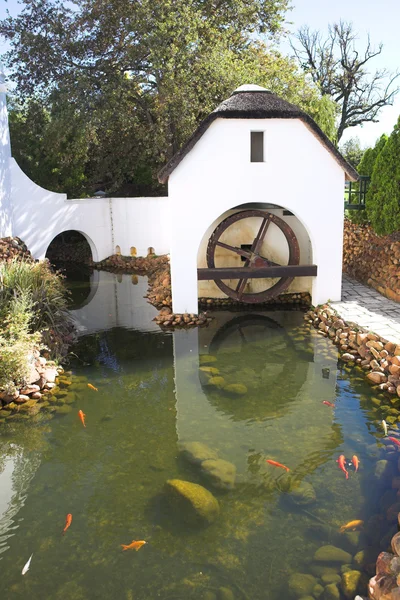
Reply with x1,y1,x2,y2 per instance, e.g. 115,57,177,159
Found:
202,314,310,422
206,210,300,303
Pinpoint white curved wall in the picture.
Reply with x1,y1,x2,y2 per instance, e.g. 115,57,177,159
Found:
168,118,345,312
10,160,170,261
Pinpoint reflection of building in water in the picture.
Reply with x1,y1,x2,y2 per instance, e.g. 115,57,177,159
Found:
0,447,41,555
70,272,159,334
172,312,342,481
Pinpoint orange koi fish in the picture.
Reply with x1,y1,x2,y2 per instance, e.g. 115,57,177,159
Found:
388,437,400,448
62,513,72,535
339,519,364,533
266,459,290,472
78,410,86,428
322,401,335,407
121,540,146,551
352,455,360,472
87,383,98,392
336,454,349,480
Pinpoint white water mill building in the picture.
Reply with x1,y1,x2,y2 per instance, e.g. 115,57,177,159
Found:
0,77,357,314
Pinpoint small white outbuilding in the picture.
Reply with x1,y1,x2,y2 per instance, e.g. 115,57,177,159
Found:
0,78,357,314
158,84,357,314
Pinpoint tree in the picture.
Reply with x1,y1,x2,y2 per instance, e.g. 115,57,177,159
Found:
291,21,399,141
340,137,364,169
1,0,336,196
357,133,388,177
366,119,400,235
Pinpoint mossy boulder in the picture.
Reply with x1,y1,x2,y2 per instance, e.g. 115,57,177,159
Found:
199,366,220,376
200,459,236,490
288,481,316,506
164,479,220,526
288,573,317,598
199,355,218,365
341,570,361,599
178,441,218,465
313,584,324,599
374,460,395,483
53,405,73,415
207,376,226,390
321,573,341,585
323,583,340,600
314,545,352,564
217,587,234,600
223,383,248,396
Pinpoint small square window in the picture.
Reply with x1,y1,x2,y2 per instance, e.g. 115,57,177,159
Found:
251,131,264,162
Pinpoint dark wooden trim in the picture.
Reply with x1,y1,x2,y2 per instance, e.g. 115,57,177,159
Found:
197,265,318,280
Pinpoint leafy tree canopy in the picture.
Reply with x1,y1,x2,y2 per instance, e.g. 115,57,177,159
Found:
357,134,388,177
2,0,337,197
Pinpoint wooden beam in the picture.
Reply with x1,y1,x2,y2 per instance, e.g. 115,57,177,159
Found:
197,265,318,280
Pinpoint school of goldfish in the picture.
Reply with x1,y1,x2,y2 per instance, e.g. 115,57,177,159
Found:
20,373,400,577
21,382,147,576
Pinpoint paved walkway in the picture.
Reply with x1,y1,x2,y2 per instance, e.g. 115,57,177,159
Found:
330,274,400,343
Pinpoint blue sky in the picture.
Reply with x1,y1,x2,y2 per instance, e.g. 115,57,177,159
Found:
1,0,399,147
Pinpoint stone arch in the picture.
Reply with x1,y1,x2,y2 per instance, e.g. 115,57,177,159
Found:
45,230,99,264
196,202,314,301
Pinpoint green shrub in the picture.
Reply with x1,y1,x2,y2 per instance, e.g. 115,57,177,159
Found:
0,290,42,392
345,135,388,226
367,119,400,235
0,259,72,362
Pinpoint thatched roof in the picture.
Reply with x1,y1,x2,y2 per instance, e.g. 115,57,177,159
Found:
158,85,358,183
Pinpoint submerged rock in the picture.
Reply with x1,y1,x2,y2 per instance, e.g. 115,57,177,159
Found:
199,366,220,376
288,573,317,597
53,405,73,414
223,383,248,396
200,458,236,490
323,583,340,599
374,460,395,483
178,441,218,465
199,355,218,365
207,376,226,390
288,481,316,506
314,545,352,564
341,570,361,599
217,587,234,600
164,479,219,526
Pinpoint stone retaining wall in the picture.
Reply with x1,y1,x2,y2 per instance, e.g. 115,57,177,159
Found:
0,236,33,262
307,304,400,600
343,219,400,303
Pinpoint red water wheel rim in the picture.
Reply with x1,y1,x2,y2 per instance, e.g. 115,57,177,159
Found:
206,209,300,303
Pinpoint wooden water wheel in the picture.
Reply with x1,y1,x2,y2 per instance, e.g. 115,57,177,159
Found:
198,209,316,303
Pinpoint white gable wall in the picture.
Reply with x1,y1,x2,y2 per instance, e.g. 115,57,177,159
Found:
168,118,345,313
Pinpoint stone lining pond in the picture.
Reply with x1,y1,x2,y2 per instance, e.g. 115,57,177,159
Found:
0,269,399,599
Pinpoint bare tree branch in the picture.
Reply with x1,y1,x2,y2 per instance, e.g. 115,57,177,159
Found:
290,20,400,141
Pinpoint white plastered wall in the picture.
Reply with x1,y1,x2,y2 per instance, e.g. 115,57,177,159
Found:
10,160,170,261
168,118,345,313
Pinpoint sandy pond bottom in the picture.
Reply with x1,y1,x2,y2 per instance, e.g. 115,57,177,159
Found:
0,272,398,600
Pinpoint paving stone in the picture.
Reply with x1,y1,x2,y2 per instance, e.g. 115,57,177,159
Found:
330,275,400,344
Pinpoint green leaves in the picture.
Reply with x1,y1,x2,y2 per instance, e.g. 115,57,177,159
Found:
2,0,336,197
367,122,400,235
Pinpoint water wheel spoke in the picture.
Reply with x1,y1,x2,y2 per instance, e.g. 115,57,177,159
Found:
251,216,272,255
215,241,252,260
236,277,249,300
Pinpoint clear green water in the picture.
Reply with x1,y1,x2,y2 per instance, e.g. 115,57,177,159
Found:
0,271,396,599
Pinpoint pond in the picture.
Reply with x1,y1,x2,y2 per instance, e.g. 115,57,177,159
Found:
0,269,396,600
